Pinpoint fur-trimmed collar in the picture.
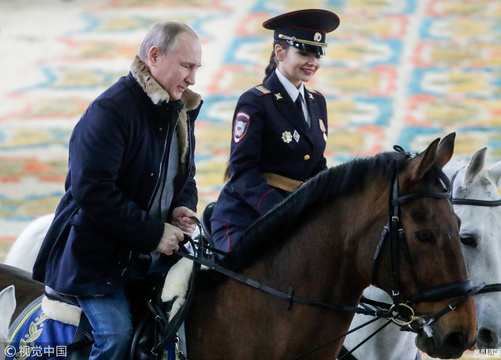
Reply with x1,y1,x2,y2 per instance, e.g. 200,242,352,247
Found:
130,55,201,110
130,55,201,170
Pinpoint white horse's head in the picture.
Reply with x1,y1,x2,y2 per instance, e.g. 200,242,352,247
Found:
0,285,16,360
444,147,501,349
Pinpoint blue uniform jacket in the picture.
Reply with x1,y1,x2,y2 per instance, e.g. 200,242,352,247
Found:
33,57,202,296
211,71,328,232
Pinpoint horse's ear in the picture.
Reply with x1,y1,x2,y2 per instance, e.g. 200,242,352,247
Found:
434,132,456,169
404,137,440,183
464,147,487,186
488,155,501,187
0,285,16,340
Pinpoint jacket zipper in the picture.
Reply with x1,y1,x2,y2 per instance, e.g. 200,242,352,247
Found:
146,110,181,212
146,126,170,211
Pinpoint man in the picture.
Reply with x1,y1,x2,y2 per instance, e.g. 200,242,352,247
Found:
33,21,203,359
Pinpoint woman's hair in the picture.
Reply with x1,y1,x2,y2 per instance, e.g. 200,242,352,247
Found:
138,21,198,61
263,39,291,82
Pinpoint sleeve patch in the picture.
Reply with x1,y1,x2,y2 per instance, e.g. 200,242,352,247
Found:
233,112,250,143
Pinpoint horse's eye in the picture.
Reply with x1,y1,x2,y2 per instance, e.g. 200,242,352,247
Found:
415,230,436,244
460,235,478,248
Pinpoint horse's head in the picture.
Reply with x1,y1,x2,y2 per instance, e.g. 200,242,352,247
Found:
373,133,477,359
444,147,501,350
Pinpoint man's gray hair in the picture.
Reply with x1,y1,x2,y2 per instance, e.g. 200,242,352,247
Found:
138,21,197,61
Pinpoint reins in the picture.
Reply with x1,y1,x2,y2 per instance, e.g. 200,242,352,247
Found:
172,152,489,359
175,224,384,317
174,219,400,360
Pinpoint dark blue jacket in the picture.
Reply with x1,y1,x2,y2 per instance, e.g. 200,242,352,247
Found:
211,71,328,231
33,57,202,296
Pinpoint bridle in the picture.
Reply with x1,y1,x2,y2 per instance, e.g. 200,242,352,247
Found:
370,147,484,335
450,169,501,207
447,168,501,296
171,148,484,359
339,161,501,360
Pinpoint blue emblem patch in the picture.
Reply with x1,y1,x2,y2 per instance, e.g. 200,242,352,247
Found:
7,296,177,359
7,297,76,359
233,112,250,143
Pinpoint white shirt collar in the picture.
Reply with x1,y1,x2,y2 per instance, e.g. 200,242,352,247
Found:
275,69,305,102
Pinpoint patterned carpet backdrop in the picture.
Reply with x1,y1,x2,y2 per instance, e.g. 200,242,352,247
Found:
0,1,500,236
1,1,501,358
2,0,501,242
2,0,501,238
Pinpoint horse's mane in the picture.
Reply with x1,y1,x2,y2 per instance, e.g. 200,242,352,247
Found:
220,150,409,271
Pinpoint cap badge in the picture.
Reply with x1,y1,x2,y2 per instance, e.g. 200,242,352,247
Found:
282,131,292,143
314,32,322,42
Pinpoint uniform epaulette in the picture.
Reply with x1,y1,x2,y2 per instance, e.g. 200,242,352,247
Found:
252,85,271,95
305,86,324,97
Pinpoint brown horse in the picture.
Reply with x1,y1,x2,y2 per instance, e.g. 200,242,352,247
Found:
185,133,476,360
0,263,44,324
0,134,476,359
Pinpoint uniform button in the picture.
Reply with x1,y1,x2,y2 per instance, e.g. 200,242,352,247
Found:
159,127,163,131
304,154,310,161
150,173,154,177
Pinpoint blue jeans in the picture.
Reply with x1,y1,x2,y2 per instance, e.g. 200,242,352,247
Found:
77,290,133,360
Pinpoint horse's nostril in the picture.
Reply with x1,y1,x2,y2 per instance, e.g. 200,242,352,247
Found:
477,328,499,348
444,331,467,350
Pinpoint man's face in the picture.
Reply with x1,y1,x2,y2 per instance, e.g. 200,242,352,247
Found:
149,32,202,101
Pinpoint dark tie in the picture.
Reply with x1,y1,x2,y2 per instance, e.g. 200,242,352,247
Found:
295,93,310,127
295,93,303,115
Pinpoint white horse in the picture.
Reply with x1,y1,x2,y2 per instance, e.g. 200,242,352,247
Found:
4,214,54,273
0,285,16,360
342,146,501,359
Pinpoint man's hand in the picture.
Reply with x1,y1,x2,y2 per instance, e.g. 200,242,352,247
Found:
171,206,197,237
156,223,184,255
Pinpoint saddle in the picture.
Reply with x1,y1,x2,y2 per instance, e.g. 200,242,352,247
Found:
199,201,217,260
129,202,217,358
9,271,185,360
8,203,218,360
8,293,93,360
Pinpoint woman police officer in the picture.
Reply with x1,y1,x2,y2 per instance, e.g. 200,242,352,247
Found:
210,9,340,255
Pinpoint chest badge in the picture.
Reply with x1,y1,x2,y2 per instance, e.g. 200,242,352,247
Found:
282,131,292,143
319,119,327,142
319,119,326,132
274,93,283,100
293,130,300,143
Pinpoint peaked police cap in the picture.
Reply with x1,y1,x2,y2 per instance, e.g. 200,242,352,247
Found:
263,9,340,56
